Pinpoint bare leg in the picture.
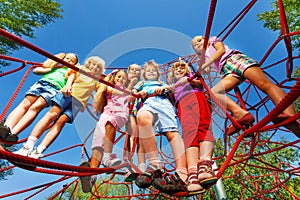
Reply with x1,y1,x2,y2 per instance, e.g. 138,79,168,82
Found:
137,110,159,166
199,141,214,161
90,147,103,168
244,66,296,116
4,95,38,130
165,131,186,169
103,122,116,153
10,96,48,135
39,114,68,148
30,105,63,139
211,76,248,120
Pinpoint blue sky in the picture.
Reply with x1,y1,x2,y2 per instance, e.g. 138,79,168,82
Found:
0,1,298,199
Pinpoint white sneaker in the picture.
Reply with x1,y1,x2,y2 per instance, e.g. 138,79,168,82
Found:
14,144,31,156
102,154,122,167
29,148,43,159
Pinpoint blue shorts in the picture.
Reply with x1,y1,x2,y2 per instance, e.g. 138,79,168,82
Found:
138,95,179,133
25,80,60,106
52,92,83,123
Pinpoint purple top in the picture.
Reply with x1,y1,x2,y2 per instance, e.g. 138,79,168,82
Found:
174,73,202,104
205,36,239,73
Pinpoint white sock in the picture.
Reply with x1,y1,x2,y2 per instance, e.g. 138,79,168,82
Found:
138,163,146,172
103,152,111,160
25,136,38,151
36,145,46,153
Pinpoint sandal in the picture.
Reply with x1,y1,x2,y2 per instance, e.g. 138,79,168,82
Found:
152,172,188,195
187,172,205,194
135,164,162,188
198,160,217,186
225,113,255,136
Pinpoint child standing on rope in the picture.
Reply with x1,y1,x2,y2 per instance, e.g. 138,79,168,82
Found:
13,56,105,158
133,60,187,194
80,69,130,193
124,64,147,181
192,36,300,138
152,61,217,195
0,53,78,144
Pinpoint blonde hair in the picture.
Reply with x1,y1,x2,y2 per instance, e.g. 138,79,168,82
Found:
84,56,106,74
169,61,190,83
142,60,162,83
128,63,142,71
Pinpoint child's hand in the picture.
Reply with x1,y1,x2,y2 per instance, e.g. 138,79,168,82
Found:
61,86,72,97
138,90,148,98
154,87,165,95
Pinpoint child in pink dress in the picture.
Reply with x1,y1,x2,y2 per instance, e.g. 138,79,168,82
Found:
80,70,129,193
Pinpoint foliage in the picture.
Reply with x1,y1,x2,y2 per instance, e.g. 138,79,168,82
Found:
205,136,300,199
0,0,63,72
292,66,300,112
51,175,130,200
257,0,300,54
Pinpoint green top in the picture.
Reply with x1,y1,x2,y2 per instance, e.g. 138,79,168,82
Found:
41,67,68,90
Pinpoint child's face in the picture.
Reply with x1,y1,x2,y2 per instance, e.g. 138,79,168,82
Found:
114,71,128,86
145,66,158,81
88,60,104,76
128,65,142,78
64,53,78,65
173,63,188,79
192,36,204,55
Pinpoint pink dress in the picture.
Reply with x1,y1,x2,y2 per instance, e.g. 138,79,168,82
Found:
92,86,129,149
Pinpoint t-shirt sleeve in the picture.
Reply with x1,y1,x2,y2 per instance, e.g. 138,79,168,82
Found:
66,68,77,79
133,81,143,91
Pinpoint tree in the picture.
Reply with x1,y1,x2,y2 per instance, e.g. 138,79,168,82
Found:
0,0,63,178
50,175,131,200
257,0,300,53
206,137,300,199
292,67,300,112
0,0,63,72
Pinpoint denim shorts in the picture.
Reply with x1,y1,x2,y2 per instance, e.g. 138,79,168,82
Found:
138,95,179,134
25,80,60,106
52,92,83,123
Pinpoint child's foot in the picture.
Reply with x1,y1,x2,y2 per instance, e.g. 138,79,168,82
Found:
198,160,217,186
135,164,162,188
102,154,122,168
0,125,11,140
152,172,188,195
13,144,31,156
187,172,203,192
79,161,96,193
5,133,19,143
124,169,139,182
29,148,44,159
225,113,255,136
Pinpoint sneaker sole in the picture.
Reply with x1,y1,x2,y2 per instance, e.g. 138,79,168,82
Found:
79,162,92,193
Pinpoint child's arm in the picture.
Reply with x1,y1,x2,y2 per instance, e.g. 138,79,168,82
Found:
33,53,66,75
201,41,225,73
93,83,107,113
127,77,139,90
107,86,130,96
61,71,76,97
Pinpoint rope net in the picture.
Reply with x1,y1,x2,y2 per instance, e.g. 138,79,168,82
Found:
0,0,299,199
